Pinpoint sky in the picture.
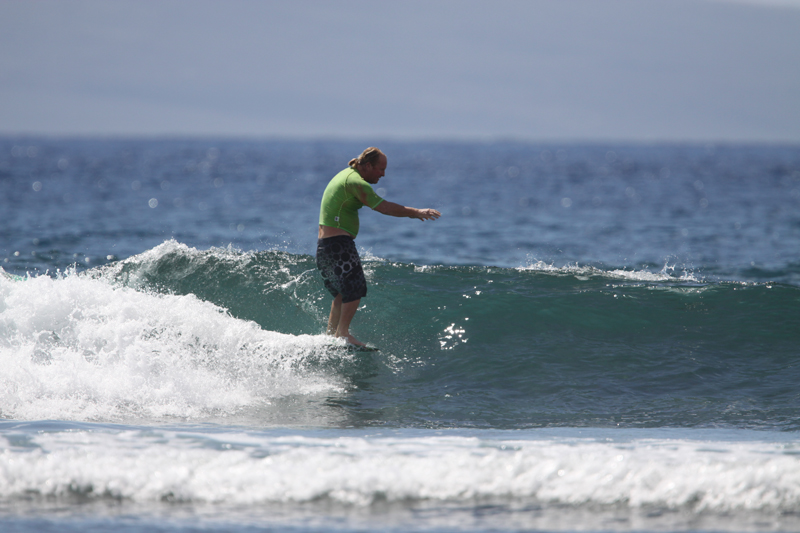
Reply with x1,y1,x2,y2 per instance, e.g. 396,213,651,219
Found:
1,0,799,143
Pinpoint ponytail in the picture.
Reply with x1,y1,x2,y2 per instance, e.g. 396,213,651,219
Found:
349,147,385,168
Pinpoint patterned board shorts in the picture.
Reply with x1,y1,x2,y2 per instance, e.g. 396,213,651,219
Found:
316,235,367,303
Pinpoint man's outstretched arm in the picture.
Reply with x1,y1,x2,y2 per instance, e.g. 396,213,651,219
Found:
373,201,441,221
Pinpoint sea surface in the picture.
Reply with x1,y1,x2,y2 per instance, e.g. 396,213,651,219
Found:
1,137,799,532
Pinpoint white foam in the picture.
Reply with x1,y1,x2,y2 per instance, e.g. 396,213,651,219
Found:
1,430,798,513
518,260,700,283
358,247,385,262
0,271,346,421
607,268,673,282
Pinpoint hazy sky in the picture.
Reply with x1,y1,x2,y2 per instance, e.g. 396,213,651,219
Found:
2,0,799,142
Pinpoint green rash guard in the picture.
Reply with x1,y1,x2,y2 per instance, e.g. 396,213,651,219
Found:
319,167,384,237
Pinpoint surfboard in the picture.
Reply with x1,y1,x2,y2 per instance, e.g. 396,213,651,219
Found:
347,344,379,353
323,337,379,353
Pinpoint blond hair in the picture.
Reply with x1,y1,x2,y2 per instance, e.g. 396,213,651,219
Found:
349,147,385,168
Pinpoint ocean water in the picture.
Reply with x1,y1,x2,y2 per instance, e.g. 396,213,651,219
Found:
1,137,799,532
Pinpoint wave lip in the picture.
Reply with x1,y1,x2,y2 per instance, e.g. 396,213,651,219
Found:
518,259,703,283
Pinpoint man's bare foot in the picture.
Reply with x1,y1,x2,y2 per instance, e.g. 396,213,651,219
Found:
339,333,366,347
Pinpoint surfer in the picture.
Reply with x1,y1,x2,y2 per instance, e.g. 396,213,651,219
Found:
317,147,441,347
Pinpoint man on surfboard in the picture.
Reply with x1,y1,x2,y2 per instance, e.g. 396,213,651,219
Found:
317,147,441,347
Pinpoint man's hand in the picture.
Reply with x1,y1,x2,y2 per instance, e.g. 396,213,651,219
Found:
414,208,441,221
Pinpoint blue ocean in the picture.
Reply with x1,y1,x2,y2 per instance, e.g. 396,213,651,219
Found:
1,137,799,532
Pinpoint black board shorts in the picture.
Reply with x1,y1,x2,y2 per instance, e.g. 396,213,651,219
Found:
316,236,367,303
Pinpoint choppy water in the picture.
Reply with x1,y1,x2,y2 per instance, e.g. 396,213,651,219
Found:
1,137,799,532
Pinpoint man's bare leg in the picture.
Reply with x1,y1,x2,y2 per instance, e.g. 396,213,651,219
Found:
336,298,364,346
327,294,343,335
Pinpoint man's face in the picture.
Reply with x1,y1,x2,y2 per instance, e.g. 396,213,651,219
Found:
362,155,387,184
